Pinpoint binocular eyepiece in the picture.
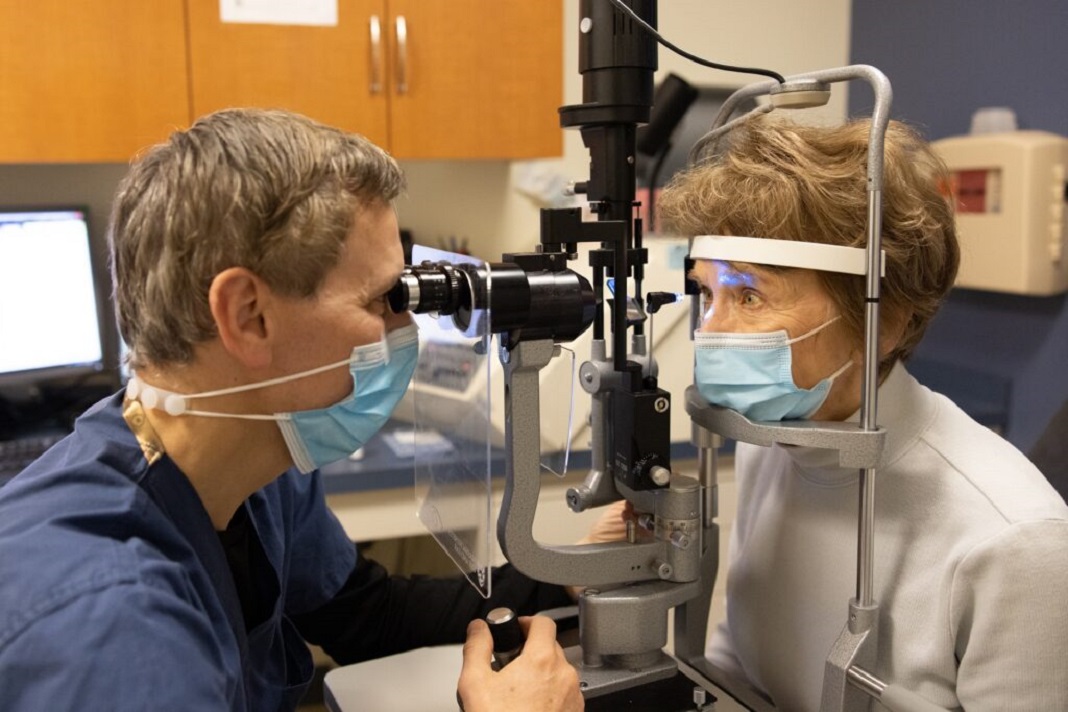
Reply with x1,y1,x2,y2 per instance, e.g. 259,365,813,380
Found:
388,259,597,345
388,260,481,325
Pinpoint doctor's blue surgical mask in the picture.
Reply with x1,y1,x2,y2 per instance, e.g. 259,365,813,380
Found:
694,317,852,421
128,324,419,473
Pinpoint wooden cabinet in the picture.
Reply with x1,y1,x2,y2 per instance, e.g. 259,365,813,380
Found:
185,0,392,151
0,1,190,163
383,1,563,159
185,0,563,159
0,1,562,163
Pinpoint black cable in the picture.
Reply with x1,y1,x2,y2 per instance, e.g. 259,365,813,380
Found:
605,0,786,84
644,143,670,236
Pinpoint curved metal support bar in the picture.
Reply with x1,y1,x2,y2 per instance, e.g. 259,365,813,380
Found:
705,65,892,188
499,339,665,587
685,387,886,469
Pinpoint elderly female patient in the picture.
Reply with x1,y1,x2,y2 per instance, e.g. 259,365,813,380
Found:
657,115,1068,711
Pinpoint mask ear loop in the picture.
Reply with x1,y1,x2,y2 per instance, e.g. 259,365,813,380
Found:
131,328,415,417
129,353,354,417
784,315,843,345
792,314,854,388
825,359,854,384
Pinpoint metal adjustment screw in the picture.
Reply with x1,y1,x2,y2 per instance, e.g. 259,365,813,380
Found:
656,561,673,579
670,530,691,549
654,397,669,413
649,466,671,486
579,363,600,393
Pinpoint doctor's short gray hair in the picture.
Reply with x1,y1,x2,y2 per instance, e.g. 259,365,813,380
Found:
658,114,959,377
109,108,404,370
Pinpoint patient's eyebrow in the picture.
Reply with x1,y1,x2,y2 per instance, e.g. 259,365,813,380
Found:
716,265,753,288
728,260,777,277
689,260,779,291
722,260,783,289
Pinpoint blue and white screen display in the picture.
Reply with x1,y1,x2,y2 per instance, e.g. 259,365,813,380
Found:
0,209,103,375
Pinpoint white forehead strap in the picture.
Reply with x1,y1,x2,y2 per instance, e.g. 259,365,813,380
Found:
690,235,885,277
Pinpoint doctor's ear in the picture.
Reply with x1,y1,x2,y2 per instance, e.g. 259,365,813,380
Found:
208,267,275,369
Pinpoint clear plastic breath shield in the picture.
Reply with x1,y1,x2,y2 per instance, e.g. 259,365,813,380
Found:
408,245,496,597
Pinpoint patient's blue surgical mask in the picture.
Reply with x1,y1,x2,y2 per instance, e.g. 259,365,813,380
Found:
128,323,419,473
694,317,851,421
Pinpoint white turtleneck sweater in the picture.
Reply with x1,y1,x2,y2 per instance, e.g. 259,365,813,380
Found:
707,364,1068,711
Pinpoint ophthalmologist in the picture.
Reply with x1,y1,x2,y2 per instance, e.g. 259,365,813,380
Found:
0,108,583,711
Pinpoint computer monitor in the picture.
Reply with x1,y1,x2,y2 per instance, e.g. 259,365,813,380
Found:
0,207,104,388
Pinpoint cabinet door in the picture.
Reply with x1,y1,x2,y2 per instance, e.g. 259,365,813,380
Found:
386,1,563,159
186,0,390,148
0,1,190,163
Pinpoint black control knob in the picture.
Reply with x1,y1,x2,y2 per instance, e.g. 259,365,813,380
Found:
486,607,525,670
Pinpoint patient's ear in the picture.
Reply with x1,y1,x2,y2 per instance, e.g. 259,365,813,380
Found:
880,307,911,358
208,267,274,369
845,307,910,367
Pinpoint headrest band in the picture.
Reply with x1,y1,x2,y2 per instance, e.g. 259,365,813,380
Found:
690,235,885,277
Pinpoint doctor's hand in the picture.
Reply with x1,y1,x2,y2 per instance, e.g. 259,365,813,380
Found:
457,616,583,712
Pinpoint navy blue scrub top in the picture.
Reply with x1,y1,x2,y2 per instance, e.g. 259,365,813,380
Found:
0,392,356,710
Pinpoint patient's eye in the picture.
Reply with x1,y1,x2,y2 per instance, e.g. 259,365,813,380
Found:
741,290,763,307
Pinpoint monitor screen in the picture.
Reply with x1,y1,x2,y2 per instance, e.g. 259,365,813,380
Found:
0,208,103,381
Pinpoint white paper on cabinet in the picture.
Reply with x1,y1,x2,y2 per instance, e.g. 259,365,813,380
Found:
219,0,338,27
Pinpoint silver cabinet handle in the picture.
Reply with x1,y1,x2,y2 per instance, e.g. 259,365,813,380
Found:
394,15,408,95
369,15,383,94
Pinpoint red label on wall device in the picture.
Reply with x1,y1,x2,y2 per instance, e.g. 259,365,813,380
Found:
948,168,1002,214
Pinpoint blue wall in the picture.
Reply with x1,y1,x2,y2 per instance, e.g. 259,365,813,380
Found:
849,0,1068,451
